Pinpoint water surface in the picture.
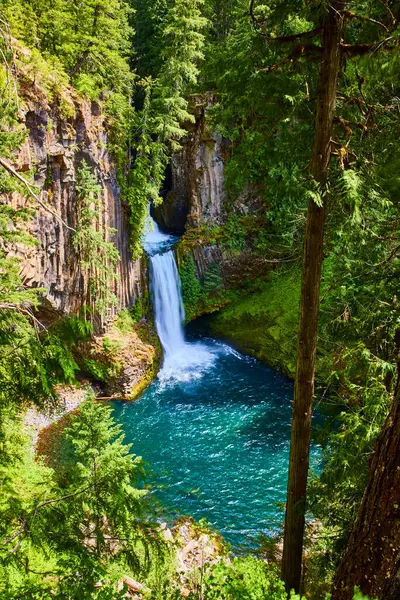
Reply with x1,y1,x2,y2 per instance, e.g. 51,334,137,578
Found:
112,336,321,549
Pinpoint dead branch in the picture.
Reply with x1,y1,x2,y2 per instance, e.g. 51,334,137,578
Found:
0,303,47,331
341,37,400,56
337,94,367,115
342,10,389,31
334,116,368,132
0,156,75,231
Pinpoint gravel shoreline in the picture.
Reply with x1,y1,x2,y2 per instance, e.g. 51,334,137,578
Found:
25,386,87,450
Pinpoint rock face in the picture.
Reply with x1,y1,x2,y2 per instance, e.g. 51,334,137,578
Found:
8,88,145,322
155,96,271,325
153,94,228,234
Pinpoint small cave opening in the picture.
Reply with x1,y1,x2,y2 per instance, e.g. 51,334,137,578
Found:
160,163,173,200
151,163,189,235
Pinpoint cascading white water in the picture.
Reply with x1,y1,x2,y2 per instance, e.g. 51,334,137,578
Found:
143,207,215,383
150,251,185,357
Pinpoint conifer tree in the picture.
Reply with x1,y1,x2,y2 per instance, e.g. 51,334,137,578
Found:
128,0,207,256
331,365,400,599
1,393,161,597
59,394,154,567
2,0,134,96
244,0,400,593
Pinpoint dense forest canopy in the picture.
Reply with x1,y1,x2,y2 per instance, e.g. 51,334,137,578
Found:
0,0,399,598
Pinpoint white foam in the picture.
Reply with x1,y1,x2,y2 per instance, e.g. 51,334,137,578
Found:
157,342,217,385
142,207,177,256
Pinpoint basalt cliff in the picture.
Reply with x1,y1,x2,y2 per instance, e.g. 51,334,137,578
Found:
9,81,145,322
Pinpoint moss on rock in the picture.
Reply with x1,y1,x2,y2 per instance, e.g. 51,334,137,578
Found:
76,318,161,400
209,268,300,377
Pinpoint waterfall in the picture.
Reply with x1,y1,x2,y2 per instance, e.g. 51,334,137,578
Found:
150,251,185,358
143,207,186,359
143,206,214,383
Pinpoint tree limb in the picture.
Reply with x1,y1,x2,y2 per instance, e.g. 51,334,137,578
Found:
334,116,368,132
0,303,47,331
69,49,91,78
0,156,75,231
341,37,400,56
260,44,322,72
269,27,322,44
249,0,268,35
2,481,105,560
342,10,389,31
374,243,400,269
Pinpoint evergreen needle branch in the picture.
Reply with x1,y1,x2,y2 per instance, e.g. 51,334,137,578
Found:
2,480,106,553
374,242,400,268
0,157,75,232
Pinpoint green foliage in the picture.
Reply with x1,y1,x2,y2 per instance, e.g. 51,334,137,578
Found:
115,308,136,333
131,296,145,322
202,558,288,600
152,0,207,144
210,267,300,376
179,254,203,320
81,336,122,384
73,161,120,319
132,0,171,77
203,261,223,293
309,153,400,558
0,393,163,598
3,0,134,98
59,394,155,564
126,0,208,256
0,1,400,597
157,557,302,600
218,213,246,253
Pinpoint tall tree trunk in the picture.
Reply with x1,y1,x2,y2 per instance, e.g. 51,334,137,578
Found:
331,364,400,600
281,2,345,594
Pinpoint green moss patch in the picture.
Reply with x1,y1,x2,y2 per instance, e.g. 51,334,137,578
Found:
209,268,300,377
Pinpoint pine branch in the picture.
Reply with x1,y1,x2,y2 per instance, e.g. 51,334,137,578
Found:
374,243,400,269
260,44,322,72
0,157,75,231
2,481,106,559
249,1,321,42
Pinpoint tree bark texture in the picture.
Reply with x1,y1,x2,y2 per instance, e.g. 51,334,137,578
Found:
281,1,345,594
331,370,400,600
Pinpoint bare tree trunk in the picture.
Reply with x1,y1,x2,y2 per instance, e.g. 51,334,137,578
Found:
281,2,345,594
331,365,400,600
